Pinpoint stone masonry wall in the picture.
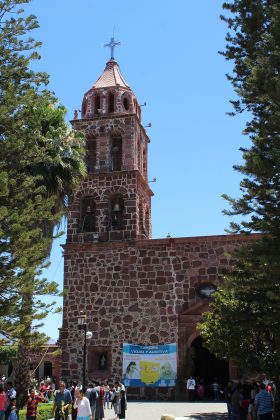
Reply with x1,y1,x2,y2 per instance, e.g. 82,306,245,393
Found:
72,114,149,179
29,345,61,381
61,234,257,382
67,171,152,243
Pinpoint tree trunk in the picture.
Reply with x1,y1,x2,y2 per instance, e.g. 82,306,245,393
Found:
14,342,31,408
14,293,33,408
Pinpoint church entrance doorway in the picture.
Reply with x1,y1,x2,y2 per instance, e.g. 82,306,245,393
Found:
191,336,229,398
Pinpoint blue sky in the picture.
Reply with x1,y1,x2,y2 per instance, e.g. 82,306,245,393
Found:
25,0,250,340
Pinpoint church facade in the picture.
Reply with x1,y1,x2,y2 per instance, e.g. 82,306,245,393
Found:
60,52,256,396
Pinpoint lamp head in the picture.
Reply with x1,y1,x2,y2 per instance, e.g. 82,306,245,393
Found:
86,331,93,340
78,311,87,326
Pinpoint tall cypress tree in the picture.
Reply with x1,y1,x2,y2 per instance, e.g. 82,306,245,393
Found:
0,0,86,405
199,0,280,377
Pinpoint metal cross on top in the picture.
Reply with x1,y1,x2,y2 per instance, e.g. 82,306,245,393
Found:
104,36,121,60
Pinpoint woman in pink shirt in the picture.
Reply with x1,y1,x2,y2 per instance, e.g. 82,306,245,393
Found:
0,385,7,420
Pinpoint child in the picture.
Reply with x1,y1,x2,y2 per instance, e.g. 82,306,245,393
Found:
7,399,17,420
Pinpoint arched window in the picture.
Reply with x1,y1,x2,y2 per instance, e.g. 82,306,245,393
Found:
143,147,147,177
111,137,122,171
139,203,145,234
94,94,101,114
137,140,141,171
123,95,130,111
86,137,96,173
145,207,150,235
82,96,87,117
134,98,141,119
111,196,124,230
81,197,96,232
108,92,115,113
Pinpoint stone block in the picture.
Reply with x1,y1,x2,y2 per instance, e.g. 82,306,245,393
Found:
161,415,175,420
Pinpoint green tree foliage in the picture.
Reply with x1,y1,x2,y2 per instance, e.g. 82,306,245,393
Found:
0,0,86,405
199,0,280,377
0,346,17,365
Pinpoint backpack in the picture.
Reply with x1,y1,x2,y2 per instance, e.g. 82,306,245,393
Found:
99,386,105,401
89,389,97,406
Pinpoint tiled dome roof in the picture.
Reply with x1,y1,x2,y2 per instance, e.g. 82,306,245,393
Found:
92,59,130,89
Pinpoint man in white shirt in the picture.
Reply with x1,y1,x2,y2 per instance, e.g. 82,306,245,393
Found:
186,376,196,401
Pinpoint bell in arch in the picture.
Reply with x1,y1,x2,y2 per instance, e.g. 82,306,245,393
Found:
113,202,120,212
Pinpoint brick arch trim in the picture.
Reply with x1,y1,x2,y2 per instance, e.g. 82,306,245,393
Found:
106,88,116,95
76,190,100,202
107,125,126,136
85,133,97,140
103,186,128,198
186,331,200,348
179,300,210,318
109,193,125,202
85,129,96,137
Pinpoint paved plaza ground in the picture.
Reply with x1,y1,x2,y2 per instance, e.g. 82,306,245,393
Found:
102,402,228,420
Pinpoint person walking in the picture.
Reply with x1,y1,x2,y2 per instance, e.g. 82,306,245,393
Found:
52,381,72,420
5,383,16,420
73,390,92,420
196,380,205,401
211,378,221,401
224,381,234,420
0,386,7,420
118,389,126,419
70,381,80,420
254,383,273,420
231,384,243,420
186,376,196,402
7,400,17,420
26,388,47,420
85,383,97,420
104,385,110,410
111,385,120,420
94,382,104,420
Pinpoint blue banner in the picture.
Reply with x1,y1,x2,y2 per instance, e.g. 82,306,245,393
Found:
122,343,177,387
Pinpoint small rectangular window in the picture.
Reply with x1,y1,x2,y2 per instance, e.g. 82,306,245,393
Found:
86,139,96,173
111,137,122,171
108,93,115,113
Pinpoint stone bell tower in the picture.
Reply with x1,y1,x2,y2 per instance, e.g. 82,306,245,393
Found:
66,46,153,245
61,41,154,381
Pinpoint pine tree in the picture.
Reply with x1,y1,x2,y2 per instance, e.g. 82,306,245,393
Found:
199,0,280,377
0,0,86,405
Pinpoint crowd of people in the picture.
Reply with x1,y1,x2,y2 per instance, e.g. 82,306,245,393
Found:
65,380,126,420
186,374,278,420
1,372,279,420
0,376,127,420
0,381,17,420
186,376,224,401
224,377,277,420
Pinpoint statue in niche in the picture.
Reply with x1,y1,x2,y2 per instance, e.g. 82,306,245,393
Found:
99,353,107,370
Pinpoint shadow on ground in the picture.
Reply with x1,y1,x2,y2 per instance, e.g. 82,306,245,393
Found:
187,414,227,420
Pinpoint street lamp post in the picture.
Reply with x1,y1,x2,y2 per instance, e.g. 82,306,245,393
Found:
78,311,92,391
